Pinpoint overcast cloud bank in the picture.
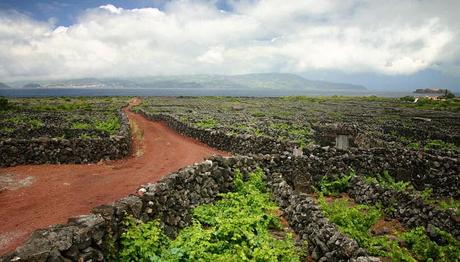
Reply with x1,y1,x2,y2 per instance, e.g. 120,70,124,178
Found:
0,0,459,82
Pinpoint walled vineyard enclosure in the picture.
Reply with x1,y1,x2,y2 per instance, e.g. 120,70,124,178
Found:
0,97,132,166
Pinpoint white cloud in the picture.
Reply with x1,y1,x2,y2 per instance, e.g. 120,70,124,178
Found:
0,0,459,81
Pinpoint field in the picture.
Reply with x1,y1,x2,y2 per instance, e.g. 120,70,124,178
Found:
131,96,459,261
0,97,129,140
1,95,459,261
135,96,460,153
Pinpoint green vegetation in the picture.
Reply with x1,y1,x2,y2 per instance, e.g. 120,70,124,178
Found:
402,226,460,262
0,97,128,139
423,139,458,151
71,122,91,129
400,136,458,152
399,96,415,102
316,171,355,196
269,123,311,148
402,97,460,111
363,171,411,191
319,196,460,261
195,118,219,129
0,126,14,133
0,96,8,110
4,116,44,129
137,96,460,152
95,117,120,134
424,197,460,217
118,169,301,261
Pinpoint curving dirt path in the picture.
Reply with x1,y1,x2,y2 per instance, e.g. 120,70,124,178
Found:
0,99,228,255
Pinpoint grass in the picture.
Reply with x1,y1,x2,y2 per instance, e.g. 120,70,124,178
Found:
118,169,301,261
318,195,460,261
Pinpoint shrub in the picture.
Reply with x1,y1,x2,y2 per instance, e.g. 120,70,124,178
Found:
195,118,219,129
5,116,44,129
317,171,356,196
118,169,301,261
95,117,120,134
363,171,411,191
119,218,170,261
71,122,91,129
0,97,8,110
399,96,415,102
401,226,460,262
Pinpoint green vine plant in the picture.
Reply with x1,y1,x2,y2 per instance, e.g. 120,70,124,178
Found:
318,195,460,261
118,169,302,261
363,171,411,192
315,170,356,196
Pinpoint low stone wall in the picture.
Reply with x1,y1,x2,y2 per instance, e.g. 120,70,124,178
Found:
348,176,460,240
267,172,375,261
268,149,459,199
0,110,131,167
0,157,234,261
1,156,380,262
139,110,296,155
140,110,459,199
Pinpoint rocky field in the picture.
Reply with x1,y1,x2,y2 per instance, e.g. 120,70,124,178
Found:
0,97,129,139
1,95,459,261
135,96,459,155
130,96,459,261
0,97,132,166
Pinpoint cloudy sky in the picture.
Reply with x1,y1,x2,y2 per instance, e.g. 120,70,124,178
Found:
1,0,459,90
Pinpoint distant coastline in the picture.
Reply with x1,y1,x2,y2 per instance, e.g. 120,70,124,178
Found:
2,87,454,98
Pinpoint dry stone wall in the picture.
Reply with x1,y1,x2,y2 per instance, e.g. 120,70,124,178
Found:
140,110,459,198
139,110,296,154
348,176,460,239
1,156,380,262
0,110,131,167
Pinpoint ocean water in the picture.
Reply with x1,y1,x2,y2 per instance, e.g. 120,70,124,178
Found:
0,88,427,98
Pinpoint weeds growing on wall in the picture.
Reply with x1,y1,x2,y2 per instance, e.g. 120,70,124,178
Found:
118,169,301,261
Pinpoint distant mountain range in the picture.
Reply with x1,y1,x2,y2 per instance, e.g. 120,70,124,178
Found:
5,73,367,91
0,82,11,89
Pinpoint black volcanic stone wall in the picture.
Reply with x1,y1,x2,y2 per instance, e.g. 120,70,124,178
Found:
269,149,459,199
348,176,460,240
139,110,297,155
1,156,379,262
141,110,459,198
0,110,131,167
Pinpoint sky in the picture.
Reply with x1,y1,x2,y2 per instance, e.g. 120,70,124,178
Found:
0,0,459,91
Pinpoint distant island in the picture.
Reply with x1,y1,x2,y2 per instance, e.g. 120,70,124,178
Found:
5,73,367,92
414,88,450,94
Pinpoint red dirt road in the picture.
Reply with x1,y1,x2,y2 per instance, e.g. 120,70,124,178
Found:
0,100,227,255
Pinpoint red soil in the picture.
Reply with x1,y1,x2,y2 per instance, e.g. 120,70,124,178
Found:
0,99,228,255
